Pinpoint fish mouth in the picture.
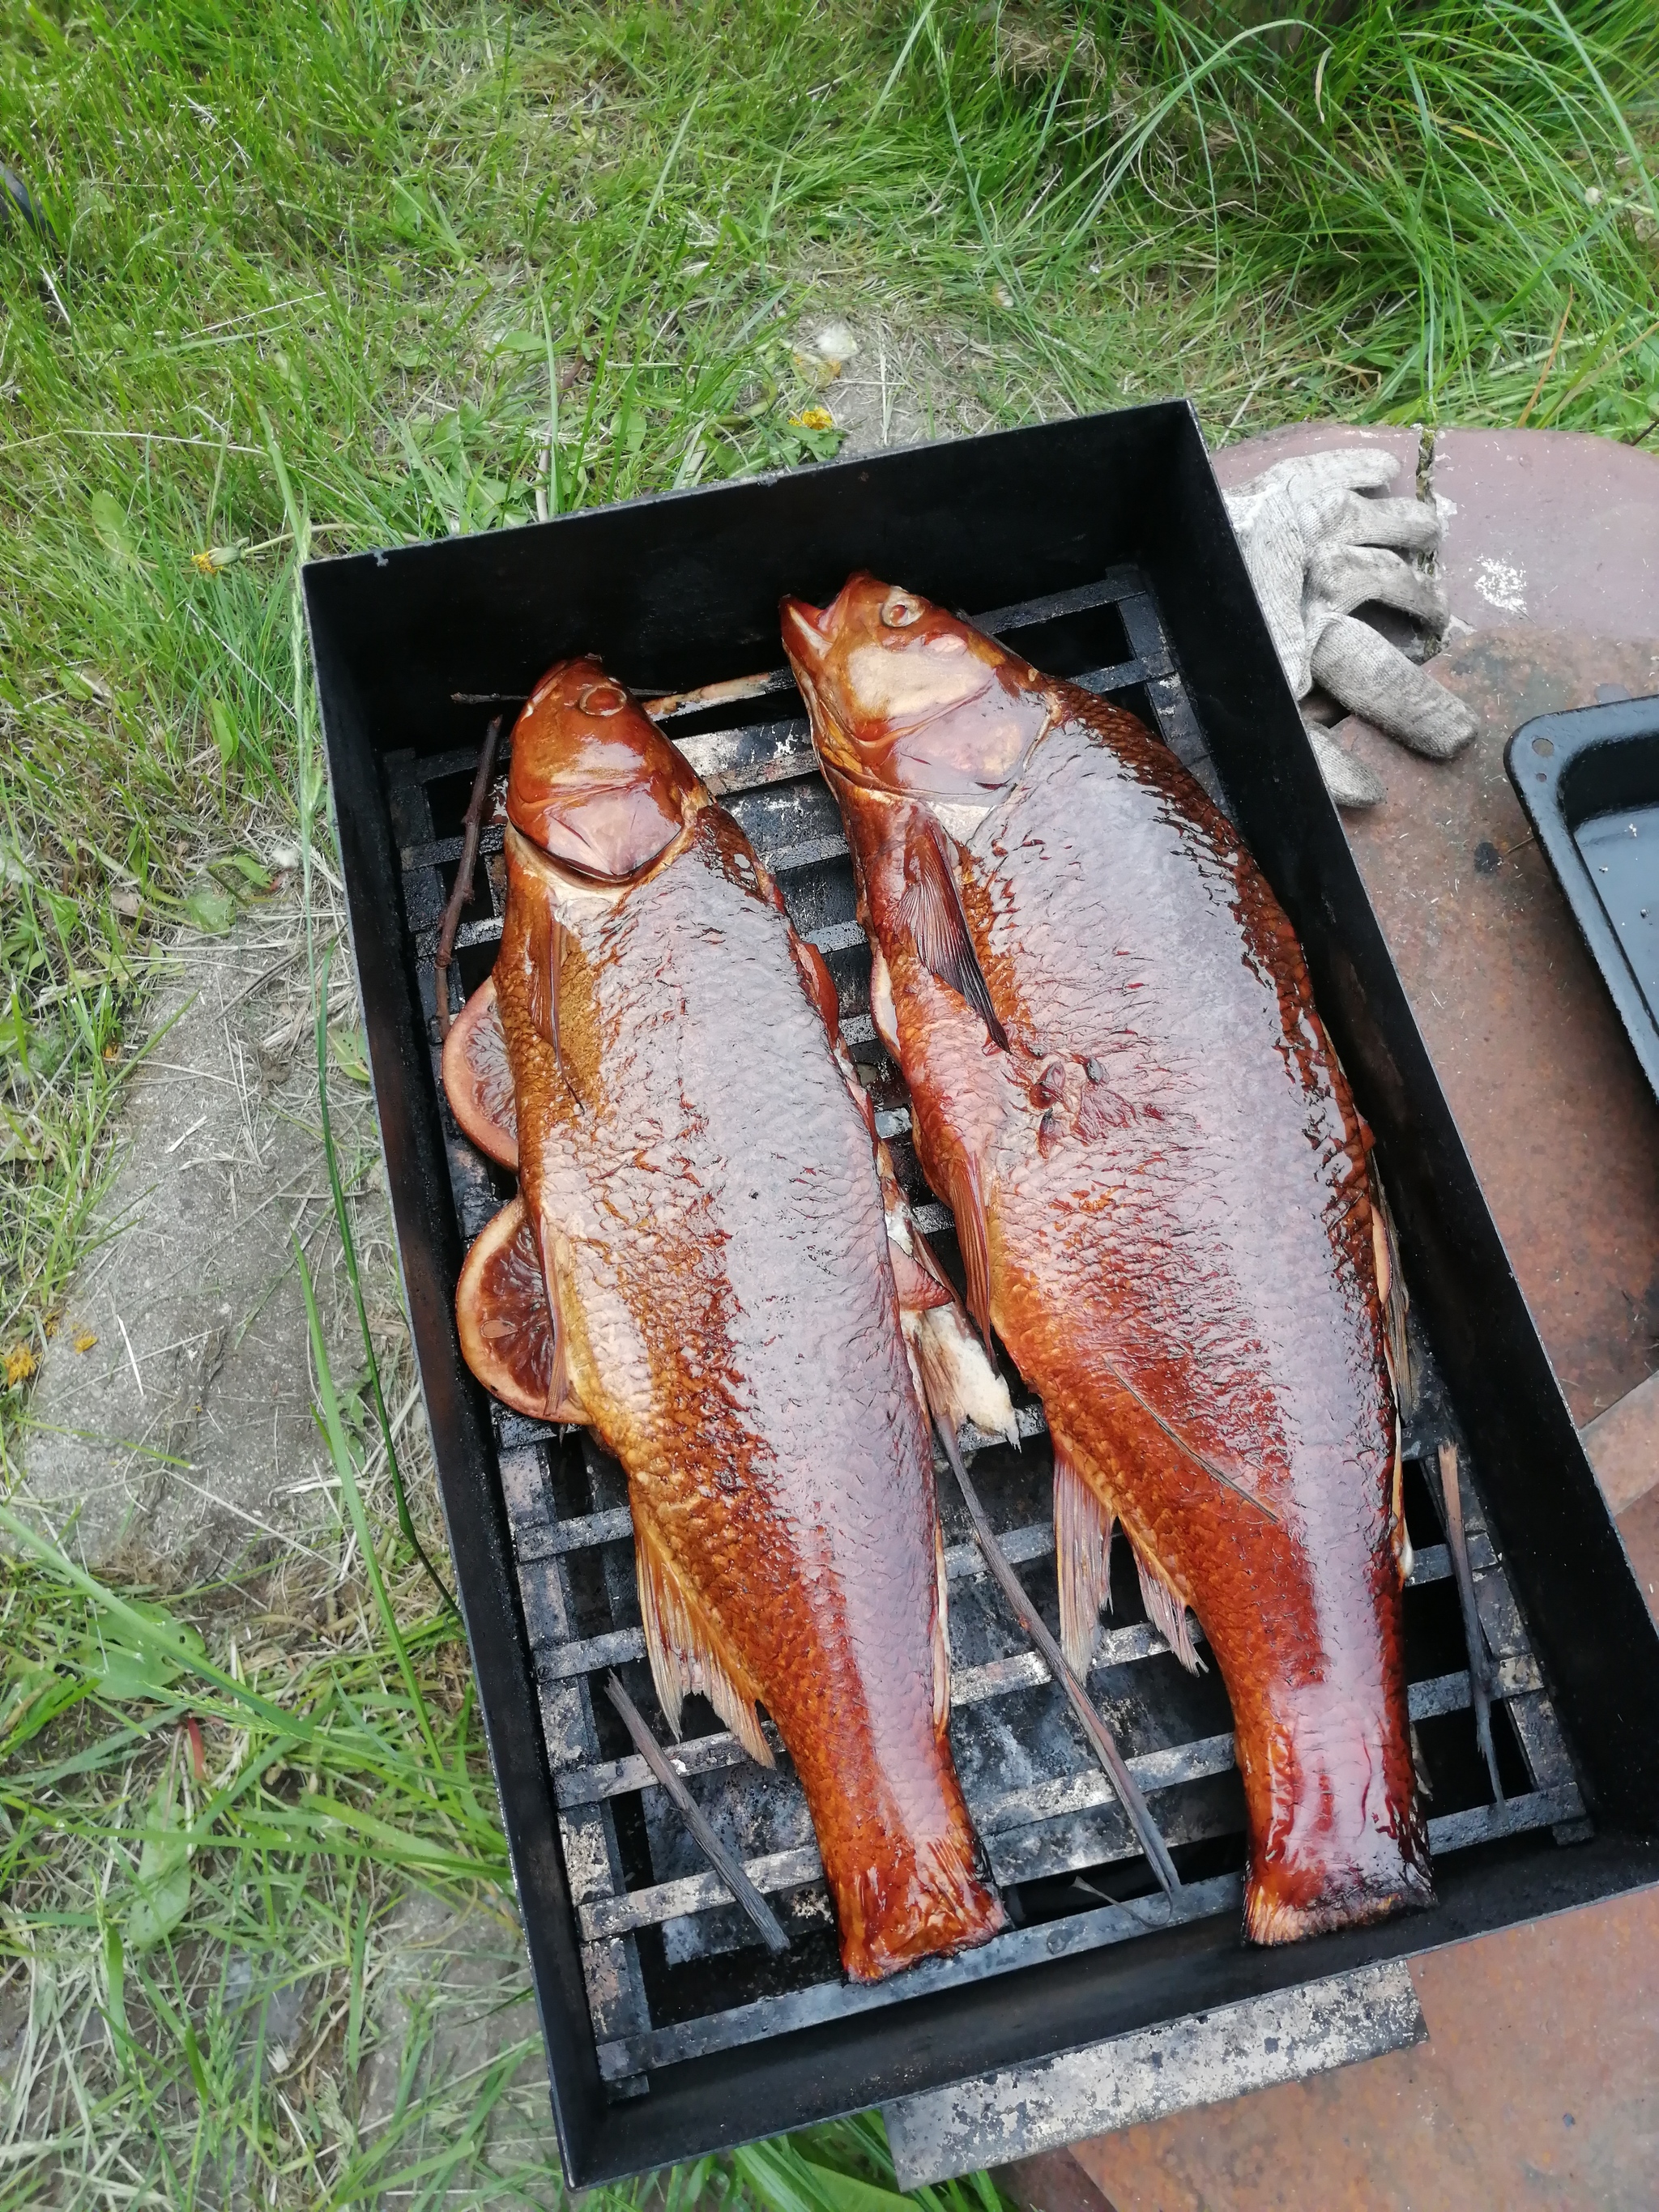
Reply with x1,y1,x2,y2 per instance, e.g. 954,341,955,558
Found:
779,592,834,672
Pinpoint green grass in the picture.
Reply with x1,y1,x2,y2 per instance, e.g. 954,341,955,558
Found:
1,0,1657,2203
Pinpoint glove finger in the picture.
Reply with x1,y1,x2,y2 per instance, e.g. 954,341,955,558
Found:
1246,447,1401,501
1304,718,1386,810
1224,484,1312,693
1299,489,1441,556
1306,544,1448,627
1309,616,1477,759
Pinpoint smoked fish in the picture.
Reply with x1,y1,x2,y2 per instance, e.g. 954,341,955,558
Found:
781,576,1431,1944
442,657,1010,1980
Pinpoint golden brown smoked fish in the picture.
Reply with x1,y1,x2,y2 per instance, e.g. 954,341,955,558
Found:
781,576,1431,1944
441,657,1010,1980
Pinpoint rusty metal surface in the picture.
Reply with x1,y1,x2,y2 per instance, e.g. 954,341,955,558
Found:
1435,428,1659,637
1338,629,1659,1427
1584,1372,1659,1516
1046,427,1659,2212
992,2149,1122,2212
1073,1882,1659,2212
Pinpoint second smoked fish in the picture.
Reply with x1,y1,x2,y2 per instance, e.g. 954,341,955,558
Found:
782,575,1431,1944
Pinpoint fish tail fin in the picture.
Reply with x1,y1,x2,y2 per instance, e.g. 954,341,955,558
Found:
1053,1434,1115,1677
1238,1664,1432,1944
839,1826,1007,1984
634,1515,772,1767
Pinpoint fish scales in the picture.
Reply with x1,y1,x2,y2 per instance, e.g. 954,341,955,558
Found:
782,575,1431,1943
448,658,1004,1981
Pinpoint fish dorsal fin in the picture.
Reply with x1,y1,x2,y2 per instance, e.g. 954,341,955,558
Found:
634,1515,773,1767
454,1196,586,1423
1053,1434,1115,1677
898,812,1009,1051
441,975,519,1169
1131,1538,1205,1675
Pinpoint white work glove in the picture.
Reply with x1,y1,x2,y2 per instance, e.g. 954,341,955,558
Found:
1223,449,1477,809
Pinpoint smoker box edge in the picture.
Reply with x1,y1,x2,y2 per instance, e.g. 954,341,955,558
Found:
303,400,1659,2188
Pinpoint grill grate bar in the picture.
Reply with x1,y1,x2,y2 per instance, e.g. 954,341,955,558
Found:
578,1659,1559,1946
548,1528,1499,1809
975,568,1145,637
596,1871,1245,2082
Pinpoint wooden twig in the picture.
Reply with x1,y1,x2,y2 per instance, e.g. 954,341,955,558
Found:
1517,290,1572,428
434,716,502,1042
603,1673,790,1956
1438,1442,1503,1803
934,1418,1181,1901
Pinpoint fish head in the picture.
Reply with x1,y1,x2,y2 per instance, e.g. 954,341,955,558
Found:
780,573,1051,799
507,658,705,881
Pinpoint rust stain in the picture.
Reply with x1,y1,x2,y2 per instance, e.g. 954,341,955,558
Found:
1340,629,1659,1427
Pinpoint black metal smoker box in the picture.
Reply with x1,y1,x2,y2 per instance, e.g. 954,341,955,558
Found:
303,401,1659,2190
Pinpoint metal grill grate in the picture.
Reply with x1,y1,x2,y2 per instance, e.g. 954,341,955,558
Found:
385,564,1587,2099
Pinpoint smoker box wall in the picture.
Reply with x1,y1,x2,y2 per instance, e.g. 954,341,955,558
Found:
304,401,1659,2188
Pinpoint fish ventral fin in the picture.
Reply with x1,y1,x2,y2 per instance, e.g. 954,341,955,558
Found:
899,812,1009,1051
454,1197,586,1423
441,975,519,1168
1132,1537,1205,1674
1053,1434,1115,1677
634,1515,773,1767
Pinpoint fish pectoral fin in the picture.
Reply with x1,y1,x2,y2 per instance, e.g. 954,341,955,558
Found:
1053,1434,1115,1677
943,1147,996,1353
788,925,842,1038
1128,1532,1205,1675
914,1302,1017,1447
1371,1167,1414,1417
454,1197,588,1424
441,975,519,1169
898,812,1009,1051
634,1515,773,1767
522,896,578,1098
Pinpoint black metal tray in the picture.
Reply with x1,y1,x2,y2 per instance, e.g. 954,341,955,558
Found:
303,403,1659,2189
1507,694,1659,1106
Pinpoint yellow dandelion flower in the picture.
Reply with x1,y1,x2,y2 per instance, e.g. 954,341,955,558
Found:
790,407,835,432
74,1329,99,1355
3,1344,38,1388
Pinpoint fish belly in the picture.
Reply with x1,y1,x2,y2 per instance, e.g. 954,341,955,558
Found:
853,710,1430,1941
498,812,1004,1978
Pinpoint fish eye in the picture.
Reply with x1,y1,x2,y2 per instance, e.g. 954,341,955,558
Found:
576,682,628,718
881,595,922,629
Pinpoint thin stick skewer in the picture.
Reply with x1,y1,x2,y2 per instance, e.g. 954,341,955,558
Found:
932,1418,1182,1902
1438,1442,1504,1803
434,715,503,1042
603,1673,791,1958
